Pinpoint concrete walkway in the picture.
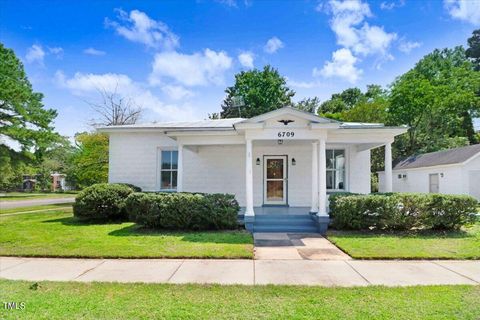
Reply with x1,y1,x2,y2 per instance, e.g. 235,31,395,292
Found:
254,233,351,260
0,197,75,209
1,257,479,286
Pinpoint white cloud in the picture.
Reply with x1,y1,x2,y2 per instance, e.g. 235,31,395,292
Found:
264,37,284,54
313,48,362,83
48,47,64,58
54,71,197,121
105,9,179,49
84,47,106,56
286,78,323,89
25,45,45,64
238,51,254,68
380,0,405,10
149,49,233,87
444,0,480,26
327,0,397,56
398,40,422,54
162,85,194,100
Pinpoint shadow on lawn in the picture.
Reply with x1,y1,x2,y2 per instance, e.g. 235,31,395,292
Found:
42,217,252,244
108,224,252,244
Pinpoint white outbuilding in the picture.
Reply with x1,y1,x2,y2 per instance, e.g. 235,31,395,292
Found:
378,144,480,200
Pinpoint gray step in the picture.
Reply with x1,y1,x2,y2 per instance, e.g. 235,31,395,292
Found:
253,225,318,233
254,220,315,227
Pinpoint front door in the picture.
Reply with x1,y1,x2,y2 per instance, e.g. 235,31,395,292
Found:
429,173,439,193
264,156,287,205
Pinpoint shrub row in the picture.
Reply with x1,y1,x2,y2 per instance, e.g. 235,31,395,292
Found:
329,193,478,230
125,192,239,230
73,183,240,230
73,183,141,221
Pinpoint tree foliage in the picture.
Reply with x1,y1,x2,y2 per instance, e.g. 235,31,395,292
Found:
466,29,480,71
0,43,57,155
389,46,480,155
293,97,321,113
69,132,109,189
219,65,295,118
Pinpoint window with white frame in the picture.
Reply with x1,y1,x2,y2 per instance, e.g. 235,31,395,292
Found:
160,150,178,190
326,149,345,190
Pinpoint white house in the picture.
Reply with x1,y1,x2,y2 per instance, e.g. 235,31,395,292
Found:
98,107,407,233
378,144,480,200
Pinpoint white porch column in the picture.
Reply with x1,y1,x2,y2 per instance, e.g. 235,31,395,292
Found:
245,139,254,216
177,143,183,192
384,142,393,192
318,138,327,216
310,142,319,213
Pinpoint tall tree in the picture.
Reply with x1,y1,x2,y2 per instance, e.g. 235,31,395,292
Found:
88,86,142,126
219,65,295,118
317,87,363,115
466,29,480,71
0,43,57,155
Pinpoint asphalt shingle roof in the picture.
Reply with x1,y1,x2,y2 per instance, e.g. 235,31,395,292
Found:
393,144,480,170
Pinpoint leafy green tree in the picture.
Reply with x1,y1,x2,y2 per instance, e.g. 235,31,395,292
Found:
219,65,295,118
466,29,480,71
317,87,364,115
70,132,109,189
293,97,321,113
389,47,480,155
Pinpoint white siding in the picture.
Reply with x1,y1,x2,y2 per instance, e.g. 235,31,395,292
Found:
348,146,371,194
379,165,465,195
109,133,372,206
108,132,177,191
183,145,246,204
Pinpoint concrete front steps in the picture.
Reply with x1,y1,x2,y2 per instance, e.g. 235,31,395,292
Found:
253,214,318,233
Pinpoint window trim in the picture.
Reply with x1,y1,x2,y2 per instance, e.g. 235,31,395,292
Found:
326,148,347,192
157,148,178,192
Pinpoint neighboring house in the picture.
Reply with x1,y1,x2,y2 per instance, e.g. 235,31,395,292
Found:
98,107,406,232
51,173,67,191
378,144,480,200
22,175,39,191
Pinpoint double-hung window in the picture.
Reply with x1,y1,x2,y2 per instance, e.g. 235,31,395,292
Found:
326,149,345,191
160,150,178,191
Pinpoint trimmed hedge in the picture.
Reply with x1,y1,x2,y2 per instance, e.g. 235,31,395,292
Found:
73,183,135,221
125,192,240,230
329,193,478,230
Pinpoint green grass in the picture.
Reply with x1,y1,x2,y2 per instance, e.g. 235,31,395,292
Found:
0,280,479,319
0,192,76,201
0,203,74,215
0,210,253,259
327,223,480,259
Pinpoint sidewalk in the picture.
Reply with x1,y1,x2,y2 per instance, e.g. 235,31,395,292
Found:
1,256,479,286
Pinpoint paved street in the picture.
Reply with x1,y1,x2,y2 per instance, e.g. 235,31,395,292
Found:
0,197,75,210
1,256,479,286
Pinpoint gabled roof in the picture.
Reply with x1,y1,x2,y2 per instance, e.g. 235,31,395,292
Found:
393,144,480,170
237,106,339,124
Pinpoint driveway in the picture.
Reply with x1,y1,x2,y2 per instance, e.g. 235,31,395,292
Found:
0,197,75,209
254,233,351,260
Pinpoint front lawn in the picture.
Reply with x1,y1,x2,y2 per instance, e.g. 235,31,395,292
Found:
327,223,480,259
0,192,76,201
0,210,253,259
1,280,479,320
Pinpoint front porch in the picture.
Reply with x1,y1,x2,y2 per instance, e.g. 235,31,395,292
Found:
239,206,330,234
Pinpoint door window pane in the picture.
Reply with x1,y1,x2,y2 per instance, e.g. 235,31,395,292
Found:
267,180,283,201
267,159,283,179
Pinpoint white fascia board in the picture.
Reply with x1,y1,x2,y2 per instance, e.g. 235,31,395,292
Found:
233,122,265,130
310,123,341,129
337,127,408,135
380,163,463,173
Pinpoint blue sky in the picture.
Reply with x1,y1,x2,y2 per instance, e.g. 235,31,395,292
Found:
1,0,479,137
